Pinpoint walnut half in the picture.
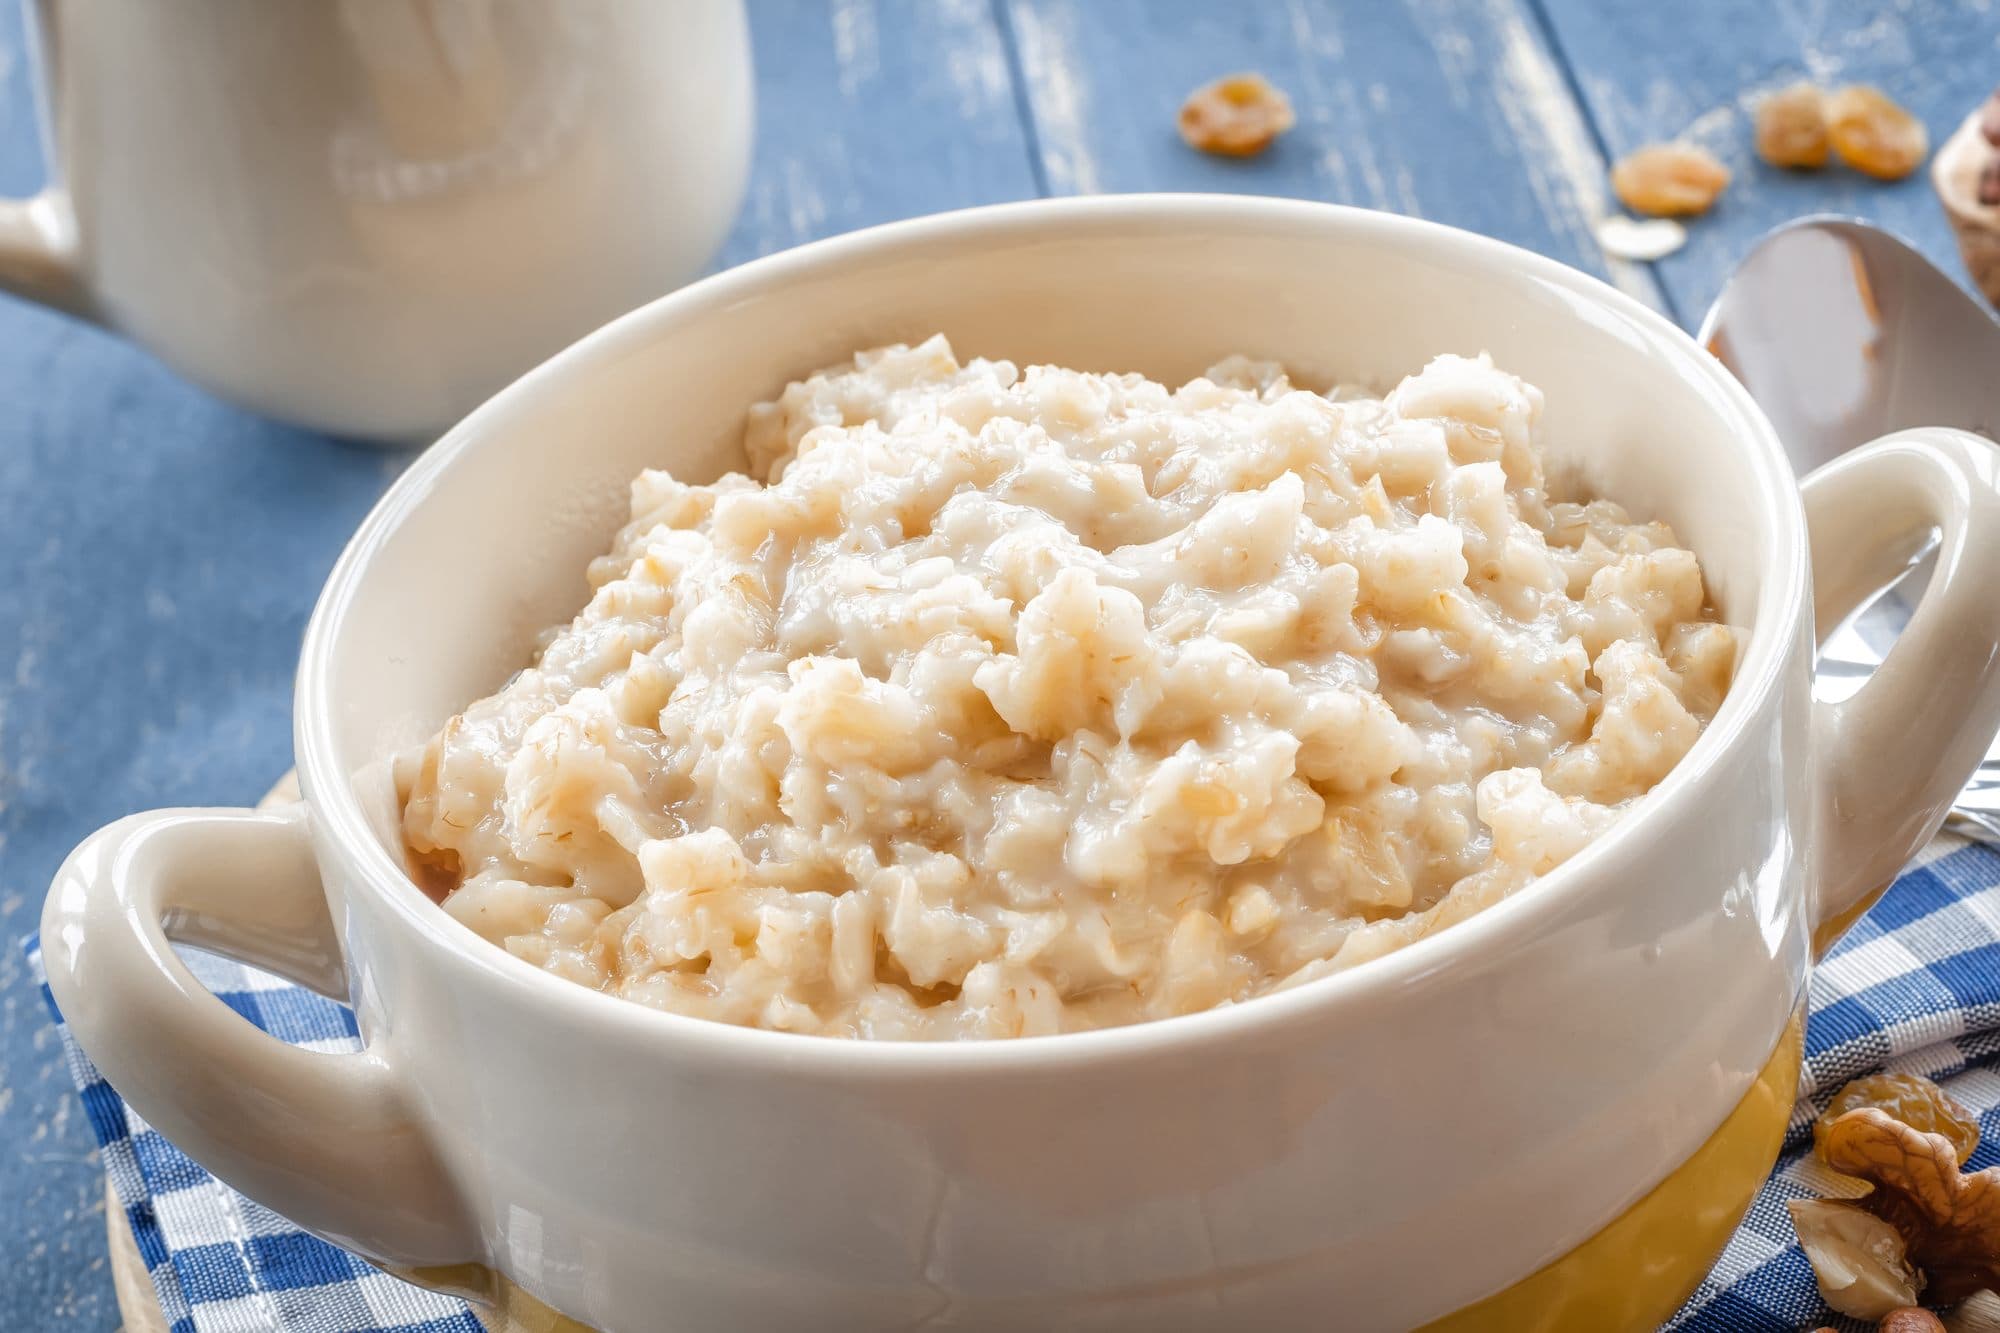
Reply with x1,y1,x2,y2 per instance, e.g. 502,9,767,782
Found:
1818,1107,2000,1305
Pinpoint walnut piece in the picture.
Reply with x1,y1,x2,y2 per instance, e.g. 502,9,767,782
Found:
1882,1308,1949,1332
1818,1073,1983,1168
1789,1197,1927,1319
1820,1107,2000,1304
1757,81,1831,168
1829,85,1930,180
1178,74,1295,158
1610,143,1731,217
1981,159,2000,208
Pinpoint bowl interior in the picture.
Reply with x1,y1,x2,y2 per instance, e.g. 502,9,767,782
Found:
311,199,1789,871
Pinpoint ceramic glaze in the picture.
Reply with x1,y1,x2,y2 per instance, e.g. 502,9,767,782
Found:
43,198,2000,1330
0,0,752,441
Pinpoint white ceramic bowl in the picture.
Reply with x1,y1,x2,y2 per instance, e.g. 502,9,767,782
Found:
43,197,2000,1331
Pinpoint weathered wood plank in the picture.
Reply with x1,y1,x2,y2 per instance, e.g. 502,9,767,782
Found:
0,4,1036,1330
0,13,185,1333
999,0,1668,310
1535,0,1999,324
718,0,1039,266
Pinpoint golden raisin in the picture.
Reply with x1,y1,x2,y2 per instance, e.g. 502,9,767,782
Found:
1755,81,1831,168
1610,143,1731,217
1827,86,1929,180
1178,73,1296,158
1815,1072,1982,1166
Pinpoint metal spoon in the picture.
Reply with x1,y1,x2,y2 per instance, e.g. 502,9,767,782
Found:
1700,215,2000,844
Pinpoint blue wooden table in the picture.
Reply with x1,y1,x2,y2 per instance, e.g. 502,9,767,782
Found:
2,1,1993,1325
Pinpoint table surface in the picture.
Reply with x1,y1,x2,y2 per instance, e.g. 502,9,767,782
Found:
4,1,1995,1325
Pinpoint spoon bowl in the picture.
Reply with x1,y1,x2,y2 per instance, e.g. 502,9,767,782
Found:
1702,216,2000,841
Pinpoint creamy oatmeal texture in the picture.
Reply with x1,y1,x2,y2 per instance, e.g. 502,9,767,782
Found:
401,337,1736,1040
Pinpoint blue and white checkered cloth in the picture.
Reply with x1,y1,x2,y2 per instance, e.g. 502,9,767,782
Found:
23,834,2000,1332
23,942,481,1333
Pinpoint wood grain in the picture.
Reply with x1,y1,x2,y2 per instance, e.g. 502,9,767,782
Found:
717,0,1040,268
999,0,1669,308
1535,0,1999,324
0,6,1035,1326
105,1181,162,1333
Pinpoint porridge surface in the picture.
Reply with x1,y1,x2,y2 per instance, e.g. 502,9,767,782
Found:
401,337,1735,1039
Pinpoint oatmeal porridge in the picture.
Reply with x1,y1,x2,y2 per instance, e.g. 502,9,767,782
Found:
400,337,1736,1040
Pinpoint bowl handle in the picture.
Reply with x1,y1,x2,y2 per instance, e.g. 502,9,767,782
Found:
1804,427,2000,953
39,803,475,1266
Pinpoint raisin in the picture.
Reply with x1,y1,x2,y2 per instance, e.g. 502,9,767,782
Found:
1178,74,1296,158
1610,143,1731,217
1827,86,1929,180
1815,1072,1982,1166
1756,81,1831,169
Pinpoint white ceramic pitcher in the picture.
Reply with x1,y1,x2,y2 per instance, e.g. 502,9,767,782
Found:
0,0,752,442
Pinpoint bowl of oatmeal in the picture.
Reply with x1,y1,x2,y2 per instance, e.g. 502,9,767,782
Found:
402,340,1737,1042
43,197,2000,1330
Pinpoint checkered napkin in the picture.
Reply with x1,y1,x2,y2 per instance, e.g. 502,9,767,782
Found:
22,836,2000,1333
22,943,481,1333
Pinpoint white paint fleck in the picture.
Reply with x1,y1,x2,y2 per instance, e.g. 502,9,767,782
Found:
937,0,1013,120
1393,163,1424,219
781,156,829,245
1427,23,1479,113
1679,100,1742,154
1008,1,1101,195
1596,214,1688,262
1284,0,1345,59
1336,79,1392,209
831,0,880,98
1284,3,1391,206
1455,0,1665,308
